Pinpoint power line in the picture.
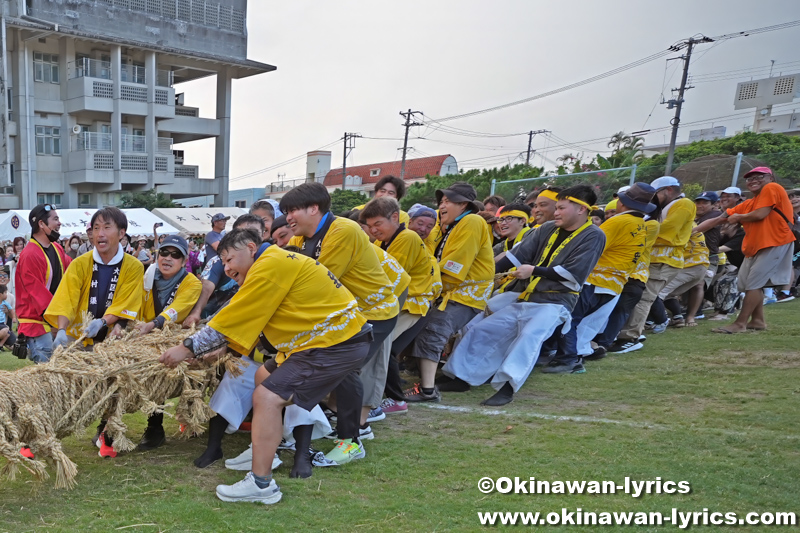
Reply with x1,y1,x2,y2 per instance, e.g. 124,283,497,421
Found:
230,138,340,182
423,20,800,125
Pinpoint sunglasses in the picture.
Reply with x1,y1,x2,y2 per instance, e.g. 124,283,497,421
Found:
745,174,767,182
158,248,184,259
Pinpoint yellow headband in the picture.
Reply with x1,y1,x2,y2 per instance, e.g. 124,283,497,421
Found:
498,210,529,221
606,199,618,211
562,196,592,211
538,190,559,202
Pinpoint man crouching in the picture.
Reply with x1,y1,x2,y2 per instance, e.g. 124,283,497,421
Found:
159,228,372,505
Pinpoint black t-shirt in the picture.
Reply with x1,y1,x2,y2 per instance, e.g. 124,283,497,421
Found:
696,209,723,255
37,239,63,295
540,228,573,266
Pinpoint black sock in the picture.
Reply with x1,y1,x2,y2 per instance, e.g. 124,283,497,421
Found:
205,415,228,451
147,412,164,430
421,387,435,395
290,425,313,479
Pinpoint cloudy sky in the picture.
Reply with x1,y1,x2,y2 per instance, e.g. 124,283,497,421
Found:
178,0,800,192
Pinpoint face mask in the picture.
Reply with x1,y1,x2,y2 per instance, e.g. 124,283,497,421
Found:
46,229,61,243
71,243,79,250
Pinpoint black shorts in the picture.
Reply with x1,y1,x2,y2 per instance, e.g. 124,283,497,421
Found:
261,327,372,411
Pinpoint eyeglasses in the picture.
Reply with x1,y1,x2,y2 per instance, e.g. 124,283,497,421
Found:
158,248,184,259
497,216,524,224
745,174,767,182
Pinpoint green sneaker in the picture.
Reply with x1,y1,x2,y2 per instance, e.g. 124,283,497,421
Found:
323,439,366,465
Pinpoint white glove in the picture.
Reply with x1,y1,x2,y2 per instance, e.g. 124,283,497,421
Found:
53,329,69,350
86,318,106,338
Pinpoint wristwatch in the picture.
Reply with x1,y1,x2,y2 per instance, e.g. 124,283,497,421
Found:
183,337,194,355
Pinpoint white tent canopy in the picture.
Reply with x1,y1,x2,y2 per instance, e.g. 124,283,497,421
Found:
0,208,179,240
151,207,247,236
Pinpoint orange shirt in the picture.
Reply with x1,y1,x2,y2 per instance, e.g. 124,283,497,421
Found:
727,182,795,257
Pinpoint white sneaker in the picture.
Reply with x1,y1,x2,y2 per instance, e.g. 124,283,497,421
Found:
225,445,282,471
215,472,282,505
359,425,375,440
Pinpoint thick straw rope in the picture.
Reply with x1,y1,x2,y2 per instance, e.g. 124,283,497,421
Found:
0,315,241,489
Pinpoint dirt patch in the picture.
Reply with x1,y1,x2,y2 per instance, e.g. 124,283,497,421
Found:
699,350,800,368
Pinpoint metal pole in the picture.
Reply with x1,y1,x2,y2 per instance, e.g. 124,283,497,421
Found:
526,131,533,166
399,109,422,180
342,132,347,191
630,164,637,185
665,40,696,175
490,179,496,195
731,152,743,188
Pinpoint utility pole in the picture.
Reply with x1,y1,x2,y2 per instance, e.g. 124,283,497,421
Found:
399,109,423,180
664,36,713,175
341,132,361,191
525,129,549,166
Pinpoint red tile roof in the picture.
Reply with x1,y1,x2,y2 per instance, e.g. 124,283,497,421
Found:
323,155,454,187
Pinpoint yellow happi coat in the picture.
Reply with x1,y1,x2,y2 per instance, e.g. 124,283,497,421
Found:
45,250,143,343
209,246,366,364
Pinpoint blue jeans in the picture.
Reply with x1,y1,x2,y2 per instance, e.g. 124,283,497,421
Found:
27,332,54,364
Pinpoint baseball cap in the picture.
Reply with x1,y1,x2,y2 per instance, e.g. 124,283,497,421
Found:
695,191,719,203
721,186,742,196
159,235,188,257
650,176,681,190
408,203,437,220
211,213,230,223
742,166,773,179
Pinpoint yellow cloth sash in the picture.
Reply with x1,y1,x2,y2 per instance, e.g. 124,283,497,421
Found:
31,238,64,294
518,220,592,301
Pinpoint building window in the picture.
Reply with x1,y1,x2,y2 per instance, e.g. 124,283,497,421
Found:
33,53,60,84
79,193,92,207
6,88,11,121
8,163,14,186
370,168,380,177
234,200,246,208
37,193,62,207
35,126,61,155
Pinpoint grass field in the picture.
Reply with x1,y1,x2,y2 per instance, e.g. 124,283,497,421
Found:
1,301,798,532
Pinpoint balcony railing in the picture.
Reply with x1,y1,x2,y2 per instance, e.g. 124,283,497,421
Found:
69,58,174,87
73,132,172,153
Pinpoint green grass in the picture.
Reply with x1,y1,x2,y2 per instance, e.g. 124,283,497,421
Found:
1,302,799,532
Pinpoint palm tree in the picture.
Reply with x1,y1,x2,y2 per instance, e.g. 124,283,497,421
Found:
607,131,630,153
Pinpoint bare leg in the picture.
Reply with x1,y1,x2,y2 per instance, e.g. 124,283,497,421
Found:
419,359,438,389
685,283,705,324
725,289,762,332
360,406,370,426
748,290,766,329
251,386,288,478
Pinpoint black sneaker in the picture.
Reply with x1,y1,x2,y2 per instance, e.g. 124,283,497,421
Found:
607,339,643,354
403,384,441,403
584,346,607,361
776,292,795,303
540,361,586,374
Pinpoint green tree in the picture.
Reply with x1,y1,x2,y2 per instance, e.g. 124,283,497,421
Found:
119,189,175,210
400,164,545,210
329,189,368,215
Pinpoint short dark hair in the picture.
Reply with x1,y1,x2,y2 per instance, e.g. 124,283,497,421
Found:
498,202,532,218
91,207,128,232
233,213,266,233
359,197,401,223
250,199,275,218
374,175,406,199
283,244,302,253
342,209,361,223
217,228,261,256
557,184,598,209
279,182,331,214
483,195,507,208
590,209,605,219
524,191,539,204
29,204,56,230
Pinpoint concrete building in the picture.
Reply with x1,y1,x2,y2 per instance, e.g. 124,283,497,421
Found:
0,0,274,210
228,186,261,208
